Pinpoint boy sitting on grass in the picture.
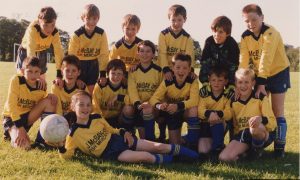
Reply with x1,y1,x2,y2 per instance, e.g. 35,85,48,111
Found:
33,55,89,149
2,57,57,150
54,91,199,164
198,66,232,160
150,53,199,145
93,59,134,131
219,68,276,162
128,40,163,141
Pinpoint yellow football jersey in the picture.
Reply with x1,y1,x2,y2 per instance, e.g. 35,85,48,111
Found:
239,23,289,84
158,27,195,72
51,83,89,116
92,81,130,119
231,92,276,134
59,114,121,159
21,20,63,70
149,76,199,110
68,26,109,72
3,75,47,127
128,63,163,105
109,37,142,70
198,92,232,122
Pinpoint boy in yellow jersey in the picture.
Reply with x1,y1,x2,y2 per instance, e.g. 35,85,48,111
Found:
219,68,276,162
150,53,199,144
198,66,232,160
16,7,64,88
109,14,143,72
239,4,290,158
2,57,57,150
93,59,134,130
128,40,163,141
34,55,88,149
158,4,195,81
199,16,239,98
68,4,109,94
55,91,199,163
52,55,89,116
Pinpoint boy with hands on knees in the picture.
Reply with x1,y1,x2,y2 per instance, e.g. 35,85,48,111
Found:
150,53,199,145
3,57,57,150
128,40,163,141
198,66,232,160
93,59,134,131
219,68,276,162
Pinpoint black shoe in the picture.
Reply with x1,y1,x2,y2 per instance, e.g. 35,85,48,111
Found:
31,141,55,151
248,148,264,160
274,149,285,158
3,131,11,141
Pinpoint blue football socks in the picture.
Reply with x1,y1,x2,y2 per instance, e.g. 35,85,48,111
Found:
169,144,199,158
274,117,287,151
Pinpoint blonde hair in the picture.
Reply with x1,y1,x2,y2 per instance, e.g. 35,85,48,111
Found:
81,4,100,20
70,90,92,110
122,14,141,29
235,68,256,81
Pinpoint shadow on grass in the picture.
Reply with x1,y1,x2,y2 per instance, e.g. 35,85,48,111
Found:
73,151,299,179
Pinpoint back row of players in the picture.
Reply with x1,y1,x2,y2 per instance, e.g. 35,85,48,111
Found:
3,3,290,162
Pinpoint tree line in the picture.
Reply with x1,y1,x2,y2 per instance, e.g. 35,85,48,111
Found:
0,17,298,71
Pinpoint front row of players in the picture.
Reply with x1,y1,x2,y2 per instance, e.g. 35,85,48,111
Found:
3,46,280,163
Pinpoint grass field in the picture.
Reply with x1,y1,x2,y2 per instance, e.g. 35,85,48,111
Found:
0,62,299,179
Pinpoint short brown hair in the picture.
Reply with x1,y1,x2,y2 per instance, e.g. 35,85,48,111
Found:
22,57,41,69
242,4,263,16
211,16,232,35
137,40,156,54
61,55,81,71
38,7,57,23
122,14,141,30
168,4,187,19
208,66,229,79
106,59,126,75
172,52,191,66
81,4,100,19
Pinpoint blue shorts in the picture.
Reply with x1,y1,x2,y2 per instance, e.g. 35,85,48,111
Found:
265,67,290,93
79,59,99,85
160,110,184,130
16,46,48,74
233,128,275,148
3,112,32,139
101,134,137,160
199,122,211,138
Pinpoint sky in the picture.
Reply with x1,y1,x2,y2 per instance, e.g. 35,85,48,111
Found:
1,0,299,48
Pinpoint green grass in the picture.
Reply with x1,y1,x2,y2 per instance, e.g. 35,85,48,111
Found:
0,62,299,179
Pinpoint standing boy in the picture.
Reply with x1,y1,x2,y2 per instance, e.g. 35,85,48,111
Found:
16,6,64,87
199,16,239,97
68,4,109,94
150,53,199,144
128,40,163,141
2,57,57,149
109,14,143,72
239,4,290,158
158,4,195,81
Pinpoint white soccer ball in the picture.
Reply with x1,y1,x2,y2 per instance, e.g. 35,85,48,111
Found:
40,114,69,143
